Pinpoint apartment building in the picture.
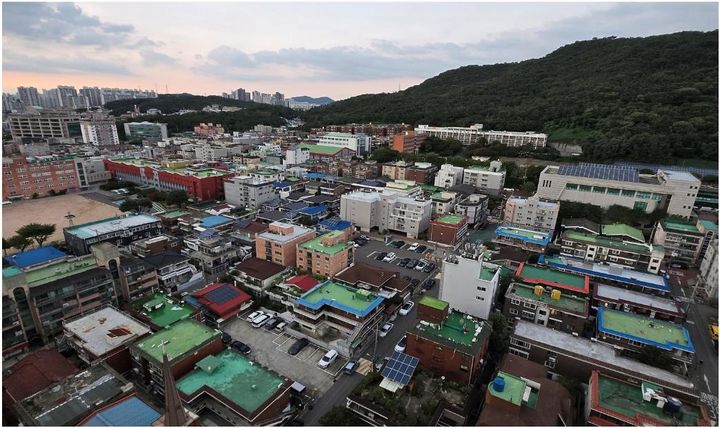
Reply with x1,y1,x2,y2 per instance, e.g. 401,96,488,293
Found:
115,254,160,303
284,145,310,165
224,176,277,209
296,231,354,277
340,190,432,238
559,220,665,273
255,222,316,267
8,110,81,141
405,162,437,184
382,160,412,180
430,191,460,215
504,282,588,335
503,196,560,231
415,124,547,148
593,283,685,323
493,225,553,253
652,218,704,266
515,262,590,297
123,121,168,141
3,156,80,200
80,112,119,146
3,297,29,358
697,236,718,299
391,130,427,154
434,164,465,188
439,255,501,320
454,193,489,225
428,214,469,248
462,162,506,195
317,132,371,155
194,122,225,136
535,164,700,218
63,214,162,255
184,234,248,275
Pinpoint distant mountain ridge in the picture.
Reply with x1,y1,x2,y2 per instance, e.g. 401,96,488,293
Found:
290,96,334,105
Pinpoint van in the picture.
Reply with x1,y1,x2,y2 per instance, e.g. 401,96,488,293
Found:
252,314,271,328
317,349,338,369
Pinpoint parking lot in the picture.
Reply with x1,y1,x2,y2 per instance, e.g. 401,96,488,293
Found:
223,315,347,397
353,239,441,285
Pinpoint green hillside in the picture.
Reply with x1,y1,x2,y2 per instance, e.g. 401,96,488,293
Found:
302,31,718,163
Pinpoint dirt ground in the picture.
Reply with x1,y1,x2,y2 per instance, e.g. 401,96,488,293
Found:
3,194,122,243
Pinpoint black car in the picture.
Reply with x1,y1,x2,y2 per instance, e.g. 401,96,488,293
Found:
423,262,436,273
409,278,420,287
221,332,232,344
392,240,405,249
231,340,251,354
406,259,418,269
398,258,410,267
414,245,427,253
288,338,310,355
375,252,388,261
264,317,281,330
424,279,436,289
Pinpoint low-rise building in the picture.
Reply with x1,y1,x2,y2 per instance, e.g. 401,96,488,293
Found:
652,218,704,266
184,234,248,276
697,236,718,299
191,283,252,327
406,162,437,184
392,130,427,154
63,214,162,255
194,122,224,136
318,132,371,156
115,253,160,303
143,251,204,294
296,231,354,277
123,121,168,141
454,193,489,225
339,190,432,238
515,262,590,297
434,164,465,189
335,262,412,299
593,283,684,323
255,221,316,267
440,255,501,320
234,257,288,293
129,292,198,330
224,176,277,209
494,225,552,253
462,162,506,195
3,155,80,200
428,214,469,248
503,196,559,231
297,143,355,160
430,191,460,215
504,282,588,335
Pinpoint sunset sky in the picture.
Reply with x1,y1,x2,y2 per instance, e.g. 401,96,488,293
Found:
3,2,718,100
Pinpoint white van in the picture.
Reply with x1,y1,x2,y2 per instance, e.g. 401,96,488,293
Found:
317,349,338,369
252,313,271,328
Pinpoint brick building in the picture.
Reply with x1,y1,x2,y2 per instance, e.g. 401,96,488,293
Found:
3,156,80,200
392,130,427,154
504,282,588,335
428,214,469,248
194,122,225,136
191,282,252,327
255,221,316,267
296,231,354,277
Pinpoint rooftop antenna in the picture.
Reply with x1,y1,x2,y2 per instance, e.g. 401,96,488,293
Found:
165,84,169,94
64,211,76,226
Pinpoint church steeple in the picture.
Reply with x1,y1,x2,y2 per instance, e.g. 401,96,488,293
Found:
162,349,187,426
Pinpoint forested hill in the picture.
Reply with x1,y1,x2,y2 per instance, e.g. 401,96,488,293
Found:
105,94,296,117
301,31,718,163
291,96,334,105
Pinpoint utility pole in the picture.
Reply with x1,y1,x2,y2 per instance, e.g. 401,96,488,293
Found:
372,320,380,371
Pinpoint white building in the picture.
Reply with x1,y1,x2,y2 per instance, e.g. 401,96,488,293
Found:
503,196,560,231
439,255,501,320
318,132,371,156
80,113,119,146
285,145,310,165
224,176,277,209
698,236,718,299
535,163,700,218
462,161,506,195
74,156,111,189
340,190,432,238
415,124,547,148
454,194,489,225
194,144,229,161
434,164,465,189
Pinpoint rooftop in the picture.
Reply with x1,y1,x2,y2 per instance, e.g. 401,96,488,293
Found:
699,219,718,233
297,280,384,317
64,307,150,357
257,221,314,243
495,226,551,246
80,395,161,426
297,143,345,155
132,319,220,365
284,274,320,292
131,293,194,328
192,283,252,318
65,214,160,239
479,264,499,281
11,255,101,288
597,307,694,353
661,218,701,234
3,349,79,405
177,349,287,415
419,296,449,311
488,372,531,406
601,223,645,242
414,310,489,354
436,214,465,225
108,158,232,178
235,257,286,280
595,283,681,315
198,215,234,229
516,262,590,294
541,255,669,291
508,282,588,314
563,229,651,254
159,210,188,219
299,231,350,255
4,246,67,269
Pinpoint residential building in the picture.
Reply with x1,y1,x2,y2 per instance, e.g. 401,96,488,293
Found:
123,121,168,141
129,292,198,330
434,164,465,188
697,219,717,262
184,234,248,276
8,110,81,141
503,196,559,231
439,255,501,320
559,220,664,273
63,306,150,374
143,252,204,294
652,218,704,266
255,221,316,267
455,193,489,225
63,214,162,255
103,158,235,200
593,283,685,323
130,319,223,397
191,283,252,327
116,253,160,303
382,160,413,180
697,236,718,299
504,282,589,335
234,257,287,292
230,219,268,247
318,132,371,155
3,155,80,200
339,190,432,238
406,296,491,385
535,164,700,218
193,122,225,136
405,162,438,184
493,225,552,253
335,263,412,299
585,371,711,426
297,143,355,160
596,307,694,370
430,191,460,215
3,297,29,359
462,162,506,195
415,124,547,148
80,112,119,146
296,231,354,277
79,86,103,107
224,175,277,209
392,130,427,154
515,262,590,297
17,86,41,107
284,145,310,165
477,356,573,426
429,214,469,248
74,156,111,189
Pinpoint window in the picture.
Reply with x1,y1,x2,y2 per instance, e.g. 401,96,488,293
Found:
476,296,485,301
510,298,520,306
509,348,529,358
579,185,591,192
621,189,635,197
633,201,648,211
565,183,578,190
523,302,537,310
538,309,547,316
509,308,519,315
636,191,651,199
607,188,620,195
522,310,535,320
477,286,487,292
459,364,469,372
510,337,531,349
593,186,606,193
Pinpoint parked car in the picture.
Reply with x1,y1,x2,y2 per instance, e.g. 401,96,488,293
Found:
246,310,265,322
415,260,428,271
410,278,420,288
398,258,410,267
392,240,405,248
374,356,390,371
423,262,436,273
252,314,272,328
414,245,427,254
424,279,436,289
375,252,388,261
379,322,394,337
275,321,287,332
383,252,397,263
317,349,339,369
394,335,407,353
406,259,418,269
399,301,415,316
408,242,420,251
344,360,358,375
264,317,280,330
360,235,369,240
231,340,251,354
221,332,232,344
288,338,310,355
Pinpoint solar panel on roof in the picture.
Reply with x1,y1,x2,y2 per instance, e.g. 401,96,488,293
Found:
206,286,240,304
199,229,216,239
381,351,419,386
557,163,639,183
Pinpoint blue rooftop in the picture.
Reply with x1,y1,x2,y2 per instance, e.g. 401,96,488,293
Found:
82,396,161,426
304,172,326,180
300,205,328,216
4,246,67,269
273,181,291,188
318,217,352,232
495,226,551,246
199,215,234,228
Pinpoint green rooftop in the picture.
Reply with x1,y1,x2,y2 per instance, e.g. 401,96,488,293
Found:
132,293,194,327
661,218,701,234
437,214,464,225
518,264,588,292
479,265,499,281
17,256,99,288
133,319,220,365
564,230,651,254
509,283,587,314
596,374,702,425
698,219,718,233
161,210,188,219
298,281,382,315
298,231,350,256
420,184,442,193
599,308,691,349
601,223,645,242
414,310,489,354
297,143,344,155
488,372,527,406
419,296,449,311
177,350,287,414
110,158,231,178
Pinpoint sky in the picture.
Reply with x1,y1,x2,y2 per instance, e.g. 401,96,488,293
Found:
2,2,718,100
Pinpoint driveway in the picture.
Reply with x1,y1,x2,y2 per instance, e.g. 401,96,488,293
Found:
354,239,441,284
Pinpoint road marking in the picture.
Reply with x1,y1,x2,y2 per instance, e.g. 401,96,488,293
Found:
686,320,695,325
367,251,376,258
681,288,686,297
704,374,711,392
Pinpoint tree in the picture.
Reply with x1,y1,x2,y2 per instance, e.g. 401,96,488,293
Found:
7,234,31,252
119,199,139,212
494,270,514,308
165,190,189,207
637,346,674,370
488,312,510,355
16,223,56,247
370,147,401,163
319,406,363,426
2,238,10,256
520,181,536,193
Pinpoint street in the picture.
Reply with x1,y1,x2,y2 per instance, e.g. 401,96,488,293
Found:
685,302,718,397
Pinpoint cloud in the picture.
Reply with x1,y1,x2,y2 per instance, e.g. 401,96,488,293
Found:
3,52,133,75
139,50,179,67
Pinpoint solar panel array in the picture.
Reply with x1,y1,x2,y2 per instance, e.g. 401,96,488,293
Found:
557,163,639,183
381,351,419,386
199,229,216,239
206,285,241,304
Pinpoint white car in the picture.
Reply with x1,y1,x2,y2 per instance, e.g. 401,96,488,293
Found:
379,322,394,337
274,321,287,332
415,260,428,271
394,335,407,353
318,349,339,369
252,313,272,328
383,252,397,263
246,310,265,322
408,243,420,251
399,301,415,316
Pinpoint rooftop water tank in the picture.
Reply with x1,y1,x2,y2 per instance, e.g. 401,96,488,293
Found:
492,376,505,392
